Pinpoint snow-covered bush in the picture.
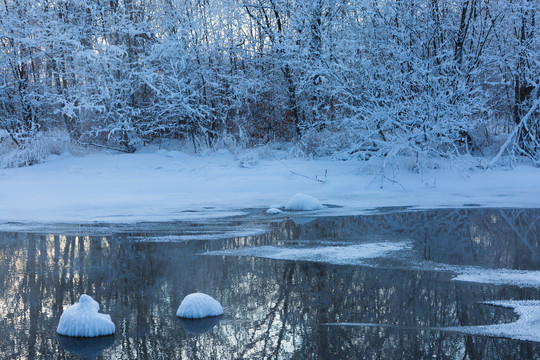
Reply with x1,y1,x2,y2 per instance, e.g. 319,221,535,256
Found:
0,0,537,164
0,131,71,168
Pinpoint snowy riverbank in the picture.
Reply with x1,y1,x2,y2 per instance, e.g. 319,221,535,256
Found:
0,148,539,225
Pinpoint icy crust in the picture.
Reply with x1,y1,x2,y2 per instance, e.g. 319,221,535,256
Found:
206,243,540,289
206,241,412,265
452,268,540,288
444,300,540,342
176,293,224,319
57,295,115,337
284,193,324,211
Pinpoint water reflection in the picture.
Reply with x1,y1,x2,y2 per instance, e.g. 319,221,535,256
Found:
177,315,223,335
0,208,539,359
57,335,115,360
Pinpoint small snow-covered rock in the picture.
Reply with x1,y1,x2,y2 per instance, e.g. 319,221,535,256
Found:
176,293,224,319
285,193,324,211
57,295,115,337
266,207,283,214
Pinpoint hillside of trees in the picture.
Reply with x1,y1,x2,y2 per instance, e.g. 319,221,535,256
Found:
1,0,538,167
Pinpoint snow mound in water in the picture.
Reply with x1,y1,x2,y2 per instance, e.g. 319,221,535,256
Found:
57,295,115,337
285,193,324,211
176,293,224,319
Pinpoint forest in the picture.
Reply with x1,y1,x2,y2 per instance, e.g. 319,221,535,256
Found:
0,0,539,167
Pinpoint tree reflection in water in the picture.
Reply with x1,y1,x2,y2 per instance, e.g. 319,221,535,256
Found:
0,208,539,359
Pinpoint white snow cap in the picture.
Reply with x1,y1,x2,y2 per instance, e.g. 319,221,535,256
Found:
57,294,115,337
285,193,324,211
176,293,224,319
266,207,283,214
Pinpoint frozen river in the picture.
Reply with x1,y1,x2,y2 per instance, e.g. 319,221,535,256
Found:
1,208,540,359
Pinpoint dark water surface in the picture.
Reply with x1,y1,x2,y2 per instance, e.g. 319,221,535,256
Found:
1,208,540,359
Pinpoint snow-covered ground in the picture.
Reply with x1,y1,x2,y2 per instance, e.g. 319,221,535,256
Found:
0,148,539,226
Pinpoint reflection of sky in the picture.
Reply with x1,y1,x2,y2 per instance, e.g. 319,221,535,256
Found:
0,208,540,358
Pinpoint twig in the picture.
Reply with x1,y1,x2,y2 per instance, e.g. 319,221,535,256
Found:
289,169,327,183
273,156,327,183
382,174,407,191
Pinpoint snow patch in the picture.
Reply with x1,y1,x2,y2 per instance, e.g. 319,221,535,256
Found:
57,295,115,337
285,193,324,211
444,300,540,343
176,293,224,319
206,241,412,265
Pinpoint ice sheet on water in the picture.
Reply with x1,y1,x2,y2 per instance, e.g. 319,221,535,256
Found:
207,240,540,288
176,293,224,319
132,228,268,243
325,300,540,343
452,268,540,288
206,241,412,265
443,300,540,343
57,295,115,337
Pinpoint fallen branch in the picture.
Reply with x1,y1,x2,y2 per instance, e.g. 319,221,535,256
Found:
288,169,327,184
72,139,131,153
488,89,540,168
274,156,327,183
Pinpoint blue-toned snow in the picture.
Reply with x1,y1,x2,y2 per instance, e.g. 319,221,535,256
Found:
57,295,115,337
284,193,324,211
1,149,540,225
176,293,224,319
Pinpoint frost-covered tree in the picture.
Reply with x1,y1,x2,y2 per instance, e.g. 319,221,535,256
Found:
1,0,539,165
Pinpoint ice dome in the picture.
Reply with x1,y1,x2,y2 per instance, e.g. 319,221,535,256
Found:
176,293,224,319
285,193,324,211
57,295,116,337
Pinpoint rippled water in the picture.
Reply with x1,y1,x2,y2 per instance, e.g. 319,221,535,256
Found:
1,208,540,359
